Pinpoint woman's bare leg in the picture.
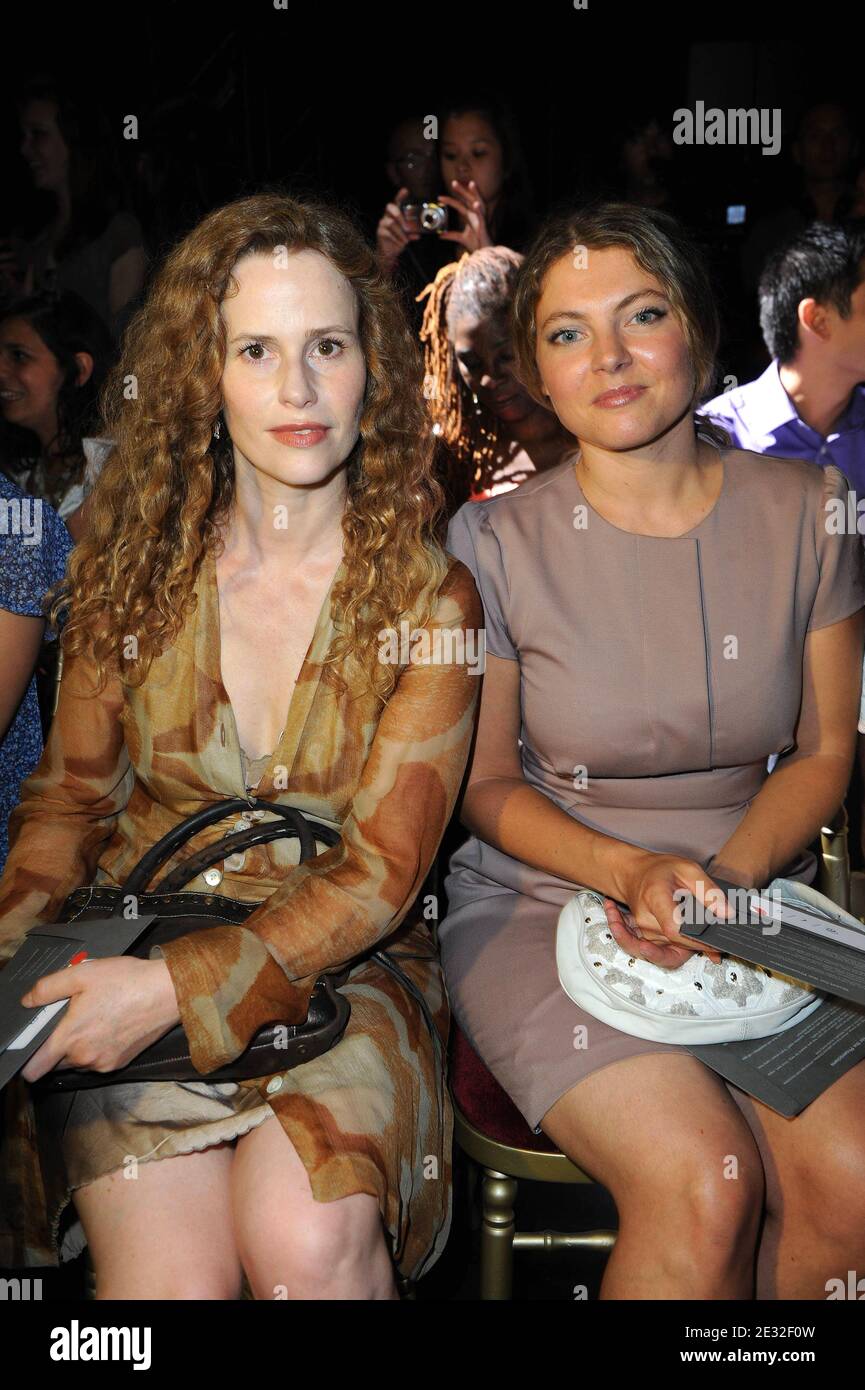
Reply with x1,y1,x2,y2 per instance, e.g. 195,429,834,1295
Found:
540,1051,765,1299
71,1140,243,1299
725,1059,865,1299
230,1114,398,1300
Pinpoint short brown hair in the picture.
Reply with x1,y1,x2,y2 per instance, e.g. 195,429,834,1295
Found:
510,201,728,444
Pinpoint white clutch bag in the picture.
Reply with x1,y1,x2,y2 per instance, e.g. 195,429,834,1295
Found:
555,879,835,1045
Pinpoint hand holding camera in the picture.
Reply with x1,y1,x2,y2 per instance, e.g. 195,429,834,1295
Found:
375,185,421,274
376,178,494,275
435,179,493,252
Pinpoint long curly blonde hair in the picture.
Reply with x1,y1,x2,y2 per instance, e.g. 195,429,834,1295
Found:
46,191,449,701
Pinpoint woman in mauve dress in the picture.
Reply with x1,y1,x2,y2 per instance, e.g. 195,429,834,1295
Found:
0,193,481,1298
440,201,865,1300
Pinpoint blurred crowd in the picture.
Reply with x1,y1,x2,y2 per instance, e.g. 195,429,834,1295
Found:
2,81,864,518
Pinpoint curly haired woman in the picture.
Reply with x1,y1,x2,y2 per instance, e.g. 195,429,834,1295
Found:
0,192,481,1299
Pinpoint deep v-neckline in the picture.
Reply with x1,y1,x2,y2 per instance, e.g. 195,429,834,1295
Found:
205,545,344,787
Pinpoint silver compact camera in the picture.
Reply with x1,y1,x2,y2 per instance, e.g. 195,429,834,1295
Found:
402,200,449,234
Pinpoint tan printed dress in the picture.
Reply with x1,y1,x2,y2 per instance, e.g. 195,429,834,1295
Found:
0,546,481,1284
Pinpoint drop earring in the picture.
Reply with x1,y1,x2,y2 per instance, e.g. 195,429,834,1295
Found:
212,418,222,441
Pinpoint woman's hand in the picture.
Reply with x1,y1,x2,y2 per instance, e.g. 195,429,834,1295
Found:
603,852,731,970
375,186,420,273
437,180,493,252
19,957,181,1082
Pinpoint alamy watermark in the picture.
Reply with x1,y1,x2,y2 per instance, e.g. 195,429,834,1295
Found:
0,495,42,545
49,1321,151,1369
0,1276,42,1299
673,102,781,157
673,882,785,935
377,621,485,674
825,490,865,534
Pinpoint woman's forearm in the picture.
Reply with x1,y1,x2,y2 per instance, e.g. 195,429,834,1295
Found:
0,611,44,742
461,776,652,902
464,746,852,901
708,750,852,887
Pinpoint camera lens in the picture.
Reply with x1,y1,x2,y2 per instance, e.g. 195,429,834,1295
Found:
420,203,446,232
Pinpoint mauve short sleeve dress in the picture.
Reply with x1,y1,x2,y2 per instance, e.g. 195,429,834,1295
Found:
439,443,865,1135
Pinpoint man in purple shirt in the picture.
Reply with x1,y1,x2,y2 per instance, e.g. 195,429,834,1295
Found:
699,221,865,491
701,221,865,852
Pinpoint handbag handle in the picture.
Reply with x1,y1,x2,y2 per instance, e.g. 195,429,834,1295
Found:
120,798,340,896
153,815,341,892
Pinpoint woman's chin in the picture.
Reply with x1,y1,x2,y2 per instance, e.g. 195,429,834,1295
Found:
563,407,687,453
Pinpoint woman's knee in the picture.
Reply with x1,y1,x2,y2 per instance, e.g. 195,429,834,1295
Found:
543,1062,766,1253
238,1191,389,1297
784,1136,865,1246
611,1149,764,1296
668,1153,765,1243
231,1113,395,1297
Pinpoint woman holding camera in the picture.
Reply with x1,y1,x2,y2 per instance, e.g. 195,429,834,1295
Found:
376,96,536,278
0,193,481,1299
440,202,865,1299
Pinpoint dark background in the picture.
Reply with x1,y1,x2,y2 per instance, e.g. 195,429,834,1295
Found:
4,22,858,204
4,25,858,230
3,9,863,382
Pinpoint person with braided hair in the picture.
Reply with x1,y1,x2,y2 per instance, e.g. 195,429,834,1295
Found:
418,247,574,511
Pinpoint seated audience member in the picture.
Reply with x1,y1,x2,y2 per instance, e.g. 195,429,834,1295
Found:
5,78,148,340
700,222,865,492
419,248,574,510
129,96,216,261
436,96,537,253
705,221,865,858
375,113,453,322
741,100,860,293
616,112,684,217
0,290,114,536
439,200,865,1301
0,475,71,874
385,115,440,203
377,95,537,293
0,192,480,1298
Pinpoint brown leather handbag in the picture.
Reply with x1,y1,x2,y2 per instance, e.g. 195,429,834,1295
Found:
31,797,357,1092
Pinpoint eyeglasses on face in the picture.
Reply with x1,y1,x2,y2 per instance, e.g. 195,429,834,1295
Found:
394,149,437,170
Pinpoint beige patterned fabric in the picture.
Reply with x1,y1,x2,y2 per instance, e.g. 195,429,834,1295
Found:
0,545,482,1282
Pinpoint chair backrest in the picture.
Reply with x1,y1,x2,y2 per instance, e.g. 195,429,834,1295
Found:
820,805,851,911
